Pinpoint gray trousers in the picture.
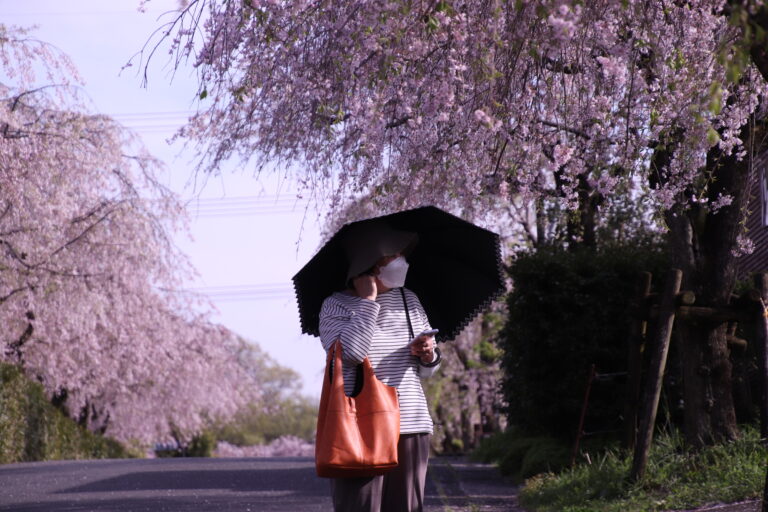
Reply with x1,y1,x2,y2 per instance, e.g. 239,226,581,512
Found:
330,433,430,512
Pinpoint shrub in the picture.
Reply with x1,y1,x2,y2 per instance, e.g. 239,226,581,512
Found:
519,438,571,479
472,429,571,482
154,429,217,458
187,430,216,457
500,244,668,441
0,362,130,463
471,429,517,464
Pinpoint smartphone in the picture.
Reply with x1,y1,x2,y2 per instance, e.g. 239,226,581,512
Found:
410,328,439,344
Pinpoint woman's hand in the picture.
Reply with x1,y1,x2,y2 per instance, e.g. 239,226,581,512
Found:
352,274,377,301
410,334,435,364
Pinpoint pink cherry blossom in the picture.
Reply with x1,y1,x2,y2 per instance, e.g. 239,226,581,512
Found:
1,25,260,445
134,0,765,232
136,0,768,446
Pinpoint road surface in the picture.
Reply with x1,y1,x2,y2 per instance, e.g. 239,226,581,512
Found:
0,456,521,511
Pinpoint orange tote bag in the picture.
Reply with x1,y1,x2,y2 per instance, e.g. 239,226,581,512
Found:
315,341,400,478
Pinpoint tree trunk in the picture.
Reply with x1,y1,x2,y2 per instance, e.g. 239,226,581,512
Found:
676,322,737,446
663,119,758,447
554,167,602,249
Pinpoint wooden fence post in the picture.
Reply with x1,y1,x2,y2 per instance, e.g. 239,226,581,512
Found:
572,364,597,466
625,272,653,451
630,268,682,482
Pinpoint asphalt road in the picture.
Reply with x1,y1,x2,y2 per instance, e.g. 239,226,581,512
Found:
0,456,521,512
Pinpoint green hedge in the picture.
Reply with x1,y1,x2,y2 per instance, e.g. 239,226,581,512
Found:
473,429,571,482
0,363,129,463
500,244,668,441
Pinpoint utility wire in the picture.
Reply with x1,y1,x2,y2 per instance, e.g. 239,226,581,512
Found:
107,111,195,134
186,195,312,218
186,283,296,303
111,111,195,119
6,8,173,17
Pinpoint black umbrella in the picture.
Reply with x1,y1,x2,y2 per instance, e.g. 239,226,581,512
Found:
292,206,506,342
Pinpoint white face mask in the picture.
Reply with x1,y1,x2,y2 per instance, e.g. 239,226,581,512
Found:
378,256,409,288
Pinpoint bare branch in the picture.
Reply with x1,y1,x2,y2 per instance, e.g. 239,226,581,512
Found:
538,118,591,140
50,208,118,258
0,285,31,305
385,115,412,129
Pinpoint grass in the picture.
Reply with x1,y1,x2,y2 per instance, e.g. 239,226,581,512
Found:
518,427,765,512
472,429,572,482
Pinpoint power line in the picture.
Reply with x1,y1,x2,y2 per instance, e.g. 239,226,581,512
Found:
5,8,174,17
191,208,308,218
186,195,313,218
101,111,196,134
112,111,193,125
115,115,191,134
111,111,195,119
189,196,306,205
124,125,185,134
185,283,297,303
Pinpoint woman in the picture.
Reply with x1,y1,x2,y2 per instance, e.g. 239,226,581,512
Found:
318,223,441,512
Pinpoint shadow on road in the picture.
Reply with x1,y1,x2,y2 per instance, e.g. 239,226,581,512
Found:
4,494,328,512
0,458,332,512
58,467,323,495
0,456,521,511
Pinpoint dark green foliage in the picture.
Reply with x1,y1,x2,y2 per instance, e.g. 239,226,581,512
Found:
155,430,217,458
472,429,571,481
726,275,766,425
476,339,502,364
496,436,535,477
500,244,668,441
471,429,517,463
187,431,215,457
0,363,129,463
518,438,571,479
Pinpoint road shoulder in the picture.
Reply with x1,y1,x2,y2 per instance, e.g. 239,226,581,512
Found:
427,456,524,511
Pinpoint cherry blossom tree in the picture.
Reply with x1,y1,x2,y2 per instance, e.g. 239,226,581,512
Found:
144,1,768,446
1,25,259,444
423,313,506,454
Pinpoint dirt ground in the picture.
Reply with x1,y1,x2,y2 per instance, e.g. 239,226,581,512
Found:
671,501,761,512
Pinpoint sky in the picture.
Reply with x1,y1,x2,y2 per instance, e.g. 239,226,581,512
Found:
2,0,328,397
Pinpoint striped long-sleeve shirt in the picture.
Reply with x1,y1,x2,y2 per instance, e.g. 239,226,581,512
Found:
318,287,441,434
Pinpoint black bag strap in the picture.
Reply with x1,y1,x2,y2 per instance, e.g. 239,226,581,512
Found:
400,287,415,340
328,342,364,398
332,289,413,398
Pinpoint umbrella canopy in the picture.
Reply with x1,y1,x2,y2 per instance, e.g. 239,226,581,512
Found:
293,206,506,342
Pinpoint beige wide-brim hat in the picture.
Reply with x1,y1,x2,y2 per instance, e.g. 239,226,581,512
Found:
342,221,418,283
